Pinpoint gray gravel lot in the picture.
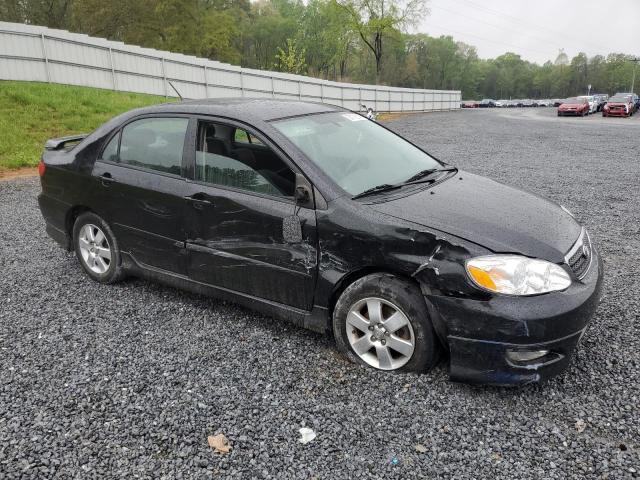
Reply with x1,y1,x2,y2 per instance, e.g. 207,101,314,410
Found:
1,107,639,479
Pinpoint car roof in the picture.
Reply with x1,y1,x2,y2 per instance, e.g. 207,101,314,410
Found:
128,98,342,123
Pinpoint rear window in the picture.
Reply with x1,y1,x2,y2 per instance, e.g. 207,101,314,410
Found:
118,117,189,175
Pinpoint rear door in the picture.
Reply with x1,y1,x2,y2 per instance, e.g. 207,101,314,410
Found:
91,115,192,274
183,118,318,310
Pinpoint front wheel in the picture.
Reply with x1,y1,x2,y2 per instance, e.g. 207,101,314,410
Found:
332,273,440,373
73,212,125,284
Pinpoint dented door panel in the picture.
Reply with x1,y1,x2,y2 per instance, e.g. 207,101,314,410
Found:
184,184,318,309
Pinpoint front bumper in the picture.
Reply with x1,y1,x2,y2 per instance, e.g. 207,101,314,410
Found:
604,110,629,117
558,110,584,116
427,248,603,386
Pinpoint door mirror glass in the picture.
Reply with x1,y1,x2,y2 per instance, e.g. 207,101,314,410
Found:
282,215,303,243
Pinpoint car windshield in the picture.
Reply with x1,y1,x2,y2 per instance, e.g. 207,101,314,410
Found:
272,112,442,196
609,96,629,102
563,98,581,104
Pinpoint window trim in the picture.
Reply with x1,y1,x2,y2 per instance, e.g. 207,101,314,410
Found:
95,113,192,179
187,115,302,203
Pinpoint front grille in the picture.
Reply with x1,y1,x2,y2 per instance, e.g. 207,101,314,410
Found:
565,229,592,279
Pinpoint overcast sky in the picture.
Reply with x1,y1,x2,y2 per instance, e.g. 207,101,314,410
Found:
418,0,640,64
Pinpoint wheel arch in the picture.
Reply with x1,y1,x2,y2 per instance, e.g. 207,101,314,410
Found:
328,266,421,321
328,267,449,351
65,205,93,241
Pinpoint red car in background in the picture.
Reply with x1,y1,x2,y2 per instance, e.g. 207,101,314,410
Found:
462,100,479,108
602,95,634,117
557,97,590,117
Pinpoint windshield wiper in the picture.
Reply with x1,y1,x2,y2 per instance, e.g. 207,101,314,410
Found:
352,183,402,199
352,167,458,200
403,166,457,184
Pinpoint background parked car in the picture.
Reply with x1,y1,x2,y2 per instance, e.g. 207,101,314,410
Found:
479,99,497,108
462,100,480,108
557,97,590,116
495,100,506,107
592,94,609,111
614,93,639,113
578,95,598,114
603,95,634,117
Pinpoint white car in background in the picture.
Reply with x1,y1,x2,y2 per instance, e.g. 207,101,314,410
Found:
579,96,598,114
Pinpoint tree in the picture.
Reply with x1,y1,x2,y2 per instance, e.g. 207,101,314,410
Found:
335,0,428,83
1,0,638,98
274,38,307,74
300,0,355,80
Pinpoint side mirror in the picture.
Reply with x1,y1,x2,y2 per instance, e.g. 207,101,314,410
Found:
294,173,314,208
294,185,310,204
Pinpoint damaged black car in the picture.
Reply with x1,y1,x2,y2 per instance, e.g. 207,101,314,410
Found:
37,99,603,386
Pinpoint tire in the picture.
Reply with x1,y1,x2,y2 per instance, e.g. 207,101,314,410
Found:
73,211,125,284
332,273,440,373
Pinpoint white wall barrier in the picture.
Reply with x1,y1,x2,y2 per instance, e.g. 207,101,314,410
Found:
0,21,461,112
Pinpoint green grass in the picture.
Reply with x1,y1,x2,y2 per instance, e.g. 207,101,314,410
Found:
0,81,170,170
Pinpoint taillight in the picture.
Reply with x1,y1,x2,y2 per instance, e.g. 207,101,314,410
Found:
38,159,46,177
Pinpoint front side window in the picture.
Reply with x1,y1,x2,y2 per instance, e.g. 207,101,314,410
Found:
194,121,294,197
272,112,441,195
100,132,120,162
234,128,265,146
119,117,188,175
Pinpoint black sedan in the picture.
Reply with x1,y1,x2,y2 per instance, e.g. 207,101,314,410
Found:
37,99,603,386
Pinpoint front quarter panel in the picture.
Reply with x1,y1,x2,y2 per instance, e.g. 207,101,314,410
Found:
314,197,491,312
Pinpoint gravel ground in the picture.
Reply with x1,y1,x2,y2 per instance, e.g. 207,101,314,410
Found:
1,107,639,479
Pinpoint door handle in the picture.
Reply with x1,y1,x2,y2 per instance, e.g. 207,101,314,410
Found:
184,194,212,210
100,173,115,187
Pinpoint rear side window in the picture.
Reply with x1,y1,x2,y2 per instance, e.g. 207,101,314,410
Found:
119,117,188,175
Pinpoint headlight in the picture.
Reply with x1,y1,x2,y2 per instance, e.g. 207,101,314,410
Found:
466,255,571,296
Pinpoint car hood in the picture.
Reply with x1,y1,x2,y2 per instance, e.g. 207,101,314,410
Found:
370,171,581,262
560,103,582,108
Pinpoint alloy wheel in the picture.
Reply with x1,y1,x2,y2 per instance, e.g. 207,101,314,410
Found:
78,223,111,274
345,297,415,370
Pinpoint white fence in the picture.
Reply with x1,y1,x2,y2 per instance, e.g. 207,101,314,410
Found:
0,21,461,112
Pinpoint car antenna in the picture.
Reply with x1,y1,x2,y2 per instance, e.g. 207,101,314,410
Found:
168,81,183,101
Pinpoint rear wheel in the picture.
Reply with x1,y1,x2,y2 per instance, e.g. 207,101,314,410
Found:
332,273,440,373
73,212,125,284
